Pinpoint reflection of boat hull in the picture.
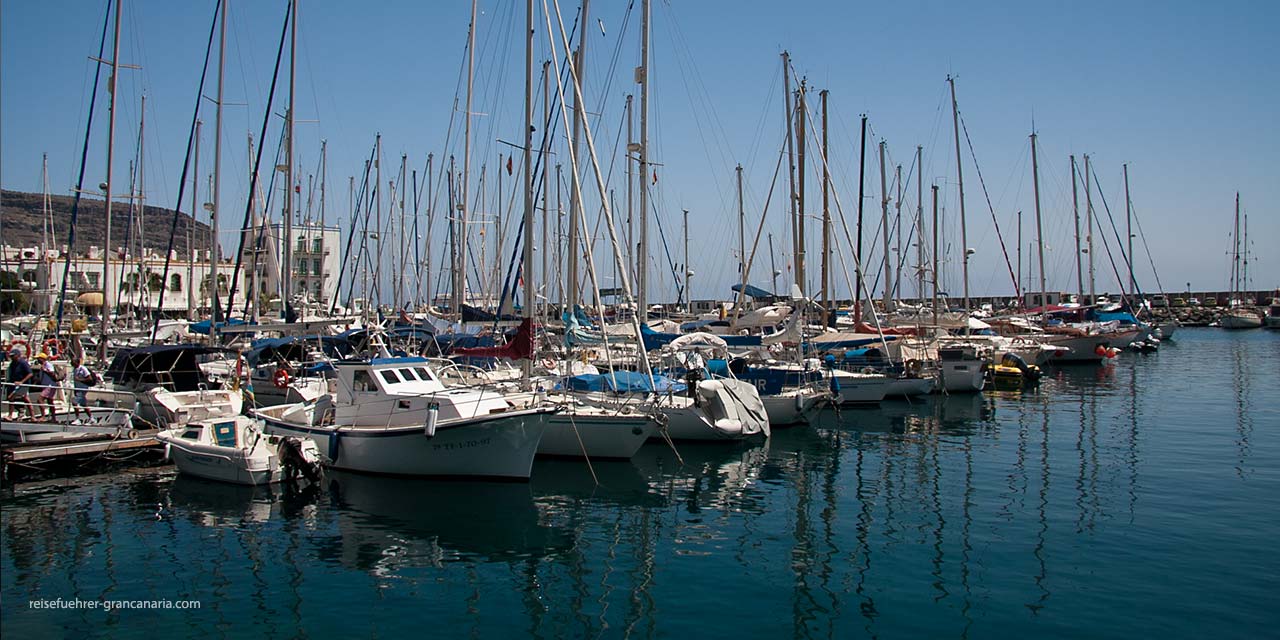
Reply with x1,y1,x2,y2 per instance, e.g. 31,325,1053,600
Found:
327,470,573,564
260,408,552,480
539,412,653,459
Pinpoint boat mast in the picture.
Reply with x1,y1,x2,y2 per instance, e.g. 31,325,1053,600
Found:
854,114,867,324
880,139,891,313
189,121,200,319
736,164,747,313
625,93,634,282
282,0,296,320
1030,132,1046,323
99,0,123,361
947,75,970,312
820,89,830,327
931,184,939,327
520,0,534,384
1084,153,1095,303
768,233,778,294
795,80,807,297
894,163,903,307
1123,163,1134,296
781,51,798,296
457,0,477,318
541,61,551,323
1232,192,1240,301
916,146,923,303
1016,210,1022,304
683,209,691,306
211,0,227,329
636,0,650,321
566,0,590,321
1071,155,1083,303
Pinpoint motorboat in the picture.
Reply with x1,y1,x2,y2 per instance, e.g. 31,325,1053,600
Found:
157,415,322,486
254,356,556,480
92,344,245,427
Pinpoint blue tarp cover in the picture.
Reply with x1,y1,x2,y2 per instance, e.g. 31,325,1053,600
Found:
565,371,686,394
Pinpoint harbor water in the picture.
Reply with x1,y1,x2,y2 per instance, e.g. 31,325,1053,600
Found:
2,328,1277,638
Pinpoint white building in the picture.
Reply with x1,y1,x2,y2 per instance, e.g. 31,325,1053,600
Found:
239,221,342,311
1,244,250,317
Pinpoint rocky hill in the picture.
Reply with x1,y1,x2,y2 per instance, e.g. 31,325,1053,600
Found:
1,189,212,255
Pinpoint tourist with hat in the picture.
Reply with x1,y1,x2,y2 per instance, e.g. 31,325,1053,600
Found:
6,347,34,421
34,352,60,422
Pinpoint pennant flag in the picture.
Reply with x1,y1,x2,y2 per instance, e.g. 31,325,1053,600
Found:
652,169,658,184
506,156,513,175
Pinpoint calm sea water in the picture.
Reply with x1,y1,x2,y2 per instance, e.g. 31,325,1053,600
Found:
3,328,1278,638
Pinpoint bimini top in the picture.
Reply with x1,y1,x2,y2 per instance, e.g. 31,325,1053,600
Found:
106,344,236,391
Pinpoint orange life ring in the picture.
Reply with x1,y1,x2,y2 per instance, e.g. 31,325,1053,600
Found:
8,339,27,356
273,368,291,389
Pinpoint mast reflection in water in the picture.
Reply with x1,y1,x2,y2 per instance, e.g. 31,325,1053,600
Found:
3,328,1278,638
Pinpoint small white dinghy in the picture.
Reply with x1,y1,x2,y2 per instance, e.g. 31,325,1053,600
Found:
157,416,323,486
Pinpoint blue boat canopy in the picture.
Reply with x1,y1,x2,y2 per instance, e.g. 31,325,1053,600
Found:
731,283,776,299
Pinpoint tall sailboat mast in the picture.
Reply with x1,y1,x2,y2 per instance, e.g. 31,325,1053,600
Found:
947,75,970,311
566,0,590,320
879,139,891,312
281,0,297,319
1071,155,1083,303
520,0,534,384
915,146,924,302
781,51,798,294
1124,163,1134,295
457,0,477,318
819,89,830,327
636,0,650,321
99,0,123,360
1085,154,1095,302
188,121,200,319
1030,132,1046,321
211,0,227,328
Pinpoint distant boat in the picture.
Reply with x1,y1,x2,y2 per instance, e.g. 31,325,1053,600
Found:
1265,299,1280,329
1221,193,1262,330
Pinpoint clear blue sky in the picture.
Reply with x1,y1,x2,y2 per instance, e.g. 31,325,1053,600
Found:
3,0,1277,304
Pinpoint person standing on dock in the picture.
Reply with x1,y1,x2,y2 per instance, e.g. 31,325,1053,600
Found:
34,353,60,422
6,347,35,421
71,357,95,423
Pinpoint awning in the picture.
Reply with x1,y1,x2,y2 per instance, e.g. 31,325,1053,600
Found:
75,291,104,306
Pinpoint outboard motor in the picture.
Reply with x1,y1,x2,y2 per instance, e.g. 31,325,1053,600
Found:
684,369,703,405
1001,352,1042,383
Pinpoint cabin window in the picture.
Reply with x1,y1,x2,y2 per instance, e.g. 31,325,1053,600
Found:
181,429,201,440
353,370,375,392
398,368,416,381
413,367,432,382
380,370,401,385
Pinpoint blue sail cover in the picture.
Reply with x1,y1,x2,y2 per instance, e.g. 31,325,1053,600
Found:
1091,310,1140,326
189,318,249,335
565,371,686,394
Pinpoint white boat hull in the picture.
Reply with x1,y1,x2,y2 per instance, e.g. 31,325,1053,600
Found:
761,388,827,426
1220,311,1263,329
164,441,282,486
830,371,891,404
1042,334,1110,363
0,407,135,443
939,360,987,392
884,376,936,398
258,408,553,480
539,413,653,459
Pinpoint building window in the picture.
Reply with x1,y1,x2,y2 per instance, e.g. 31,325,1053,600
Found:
170,274,183,292
312,259,322,276
314,281,322,299
87,272,100,288
297,259,308,275
147,272,163,292
296,238,306,253
312,238,323,253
